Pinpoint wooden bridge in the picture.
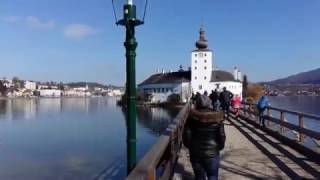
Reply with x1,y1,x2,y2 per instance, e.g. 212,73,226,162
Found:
127,102,320,179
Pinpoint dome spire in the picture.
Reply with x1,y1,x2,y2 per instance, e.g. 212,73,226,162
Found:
195,25,208,50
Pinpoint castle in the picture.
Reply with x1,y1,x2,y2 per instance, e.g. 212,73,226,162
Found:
138,27,243,103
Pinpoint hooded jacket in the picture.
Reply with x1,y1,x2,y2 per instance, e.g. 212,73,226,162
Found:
183,95,225,158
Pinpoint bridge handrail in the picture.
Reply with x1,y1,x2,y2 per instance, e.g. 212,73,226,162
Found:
242,102,320,120
241,102,320,142
127,102,191,180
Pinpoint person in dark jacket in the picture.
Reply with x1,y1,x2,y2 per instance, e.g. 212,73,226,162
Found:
183,95,225,180
219,87,233,119
209,89,219,111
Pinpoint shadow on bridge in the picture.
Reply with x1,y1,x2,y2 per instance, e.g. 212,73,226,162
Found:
224,115,320,179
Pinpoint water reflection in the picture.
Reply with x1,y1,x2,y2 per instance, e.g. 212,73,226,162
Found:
136,106,180,135
0,97,179,180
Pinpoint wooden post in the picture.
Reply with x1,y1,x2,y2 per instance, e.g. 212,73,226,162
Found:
280,111,284,134
148,169,156,180
299,115,304,142
267,108,271,127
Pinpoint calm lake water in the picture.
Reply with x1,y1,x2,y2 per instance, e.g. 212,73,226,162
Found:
269,96,320,132
0,97,179,180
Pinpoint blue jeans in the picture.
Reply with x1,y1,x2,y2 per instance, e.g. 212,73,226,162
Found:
190,155,220,180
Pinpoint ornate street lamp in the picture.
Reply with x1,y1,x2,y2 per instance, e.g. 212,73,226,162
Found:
112,0,148,173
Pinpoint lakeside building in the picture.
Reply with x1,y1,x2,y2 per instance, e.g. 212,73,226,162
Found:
138,27,243,103
39,89,62,97
24,81,36,90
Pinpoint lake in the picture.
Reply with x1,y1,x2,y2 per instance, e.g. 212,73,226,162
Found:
268,96,320,149
0,97,180,180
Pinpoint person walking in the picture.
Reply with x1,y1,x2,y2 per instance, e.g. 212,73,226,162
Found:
209,89,219,111
232,95,241,118
183,95,225,180
219,87,233,120
257,95,269,127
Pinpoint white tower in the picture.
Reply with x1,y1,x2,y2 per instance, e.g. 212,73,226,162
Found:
191,26,213,94
234,67,238,80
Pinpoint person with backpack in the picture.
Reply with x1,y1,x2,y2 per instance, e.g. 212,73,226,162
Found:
257,95,269,127
183,94,226,180
219,87,233,120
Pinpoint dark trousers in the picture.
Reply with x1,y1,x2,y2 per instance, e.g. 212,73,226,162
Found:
221,103,230,119
190,155,220,180
258,107,266,127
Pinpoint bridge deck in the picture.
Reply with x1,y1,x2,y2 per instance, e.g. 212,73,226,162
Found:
173,116,320,179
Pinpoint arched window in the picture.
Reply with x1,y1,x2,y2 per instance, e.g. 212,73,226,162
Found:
195,66,197,70
195,60,197,63
204,76,207,80
204,60,207,63
195,76,197,80
204,66,207,70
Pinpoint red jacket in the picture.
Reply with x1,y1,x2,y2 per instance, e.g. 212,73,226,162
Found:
232,96,241,108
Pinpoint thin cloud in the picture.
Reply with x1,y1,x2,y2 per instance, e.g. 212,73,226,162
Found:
26,16,55,30
63,23,98,41
0,16,20,23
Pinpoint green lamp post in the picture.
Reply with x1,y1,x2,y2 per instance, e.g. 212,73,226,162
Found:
112,0,148,173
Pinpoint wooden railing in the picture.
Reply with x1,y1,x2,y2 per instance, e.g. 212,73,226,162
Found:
240,102,320,152
127,103,191,180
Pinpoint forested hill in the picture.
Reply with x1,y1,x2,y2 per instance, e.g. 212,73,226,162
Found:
266,68,320,85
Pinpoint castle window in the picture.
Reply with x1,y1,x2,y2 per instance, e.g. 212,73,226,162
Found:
204,60,207,63
195,60,197,63
204,76,207,80
195,66,197,70
195,54,197,57
195,76,197,80
199,85,202,90
199,53,203,57
204,66,207,70
205,53,207,56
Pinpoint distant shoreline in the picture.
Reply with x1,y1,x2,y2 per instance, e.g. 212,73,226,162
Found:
0,96,120,100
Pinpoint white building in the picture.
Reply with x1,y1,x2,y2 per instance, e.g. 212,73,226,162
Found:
138,27,243,102
24,81,36,90
138,71,191,103
39,89,62,97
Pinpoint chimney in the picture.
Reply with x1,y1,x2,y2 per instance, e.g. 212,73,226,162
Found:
234,67,238,80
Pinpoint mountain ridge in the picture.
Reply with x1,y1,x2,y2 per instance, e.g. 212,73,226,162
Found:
265,68,320,85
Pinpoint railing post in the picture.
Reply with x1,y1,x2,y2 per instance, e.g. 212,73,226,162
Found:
248,104,252,120
280,111,284,134
148,169,156,180
299,115,304,142
267,108,271,127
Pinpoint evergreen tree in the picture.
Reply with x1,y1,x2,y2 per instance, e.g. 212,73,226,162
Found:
0,81,8,96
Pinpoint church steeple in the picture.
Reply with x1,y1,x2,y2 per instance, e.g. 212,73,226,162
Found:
195,26,208,50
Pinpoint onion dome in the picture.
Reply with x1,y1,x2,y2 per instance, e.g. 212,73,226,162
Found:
195,26,208,49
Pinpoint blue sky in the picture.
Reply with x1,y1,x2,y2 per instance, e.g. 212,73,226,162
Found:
0,0,319,85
